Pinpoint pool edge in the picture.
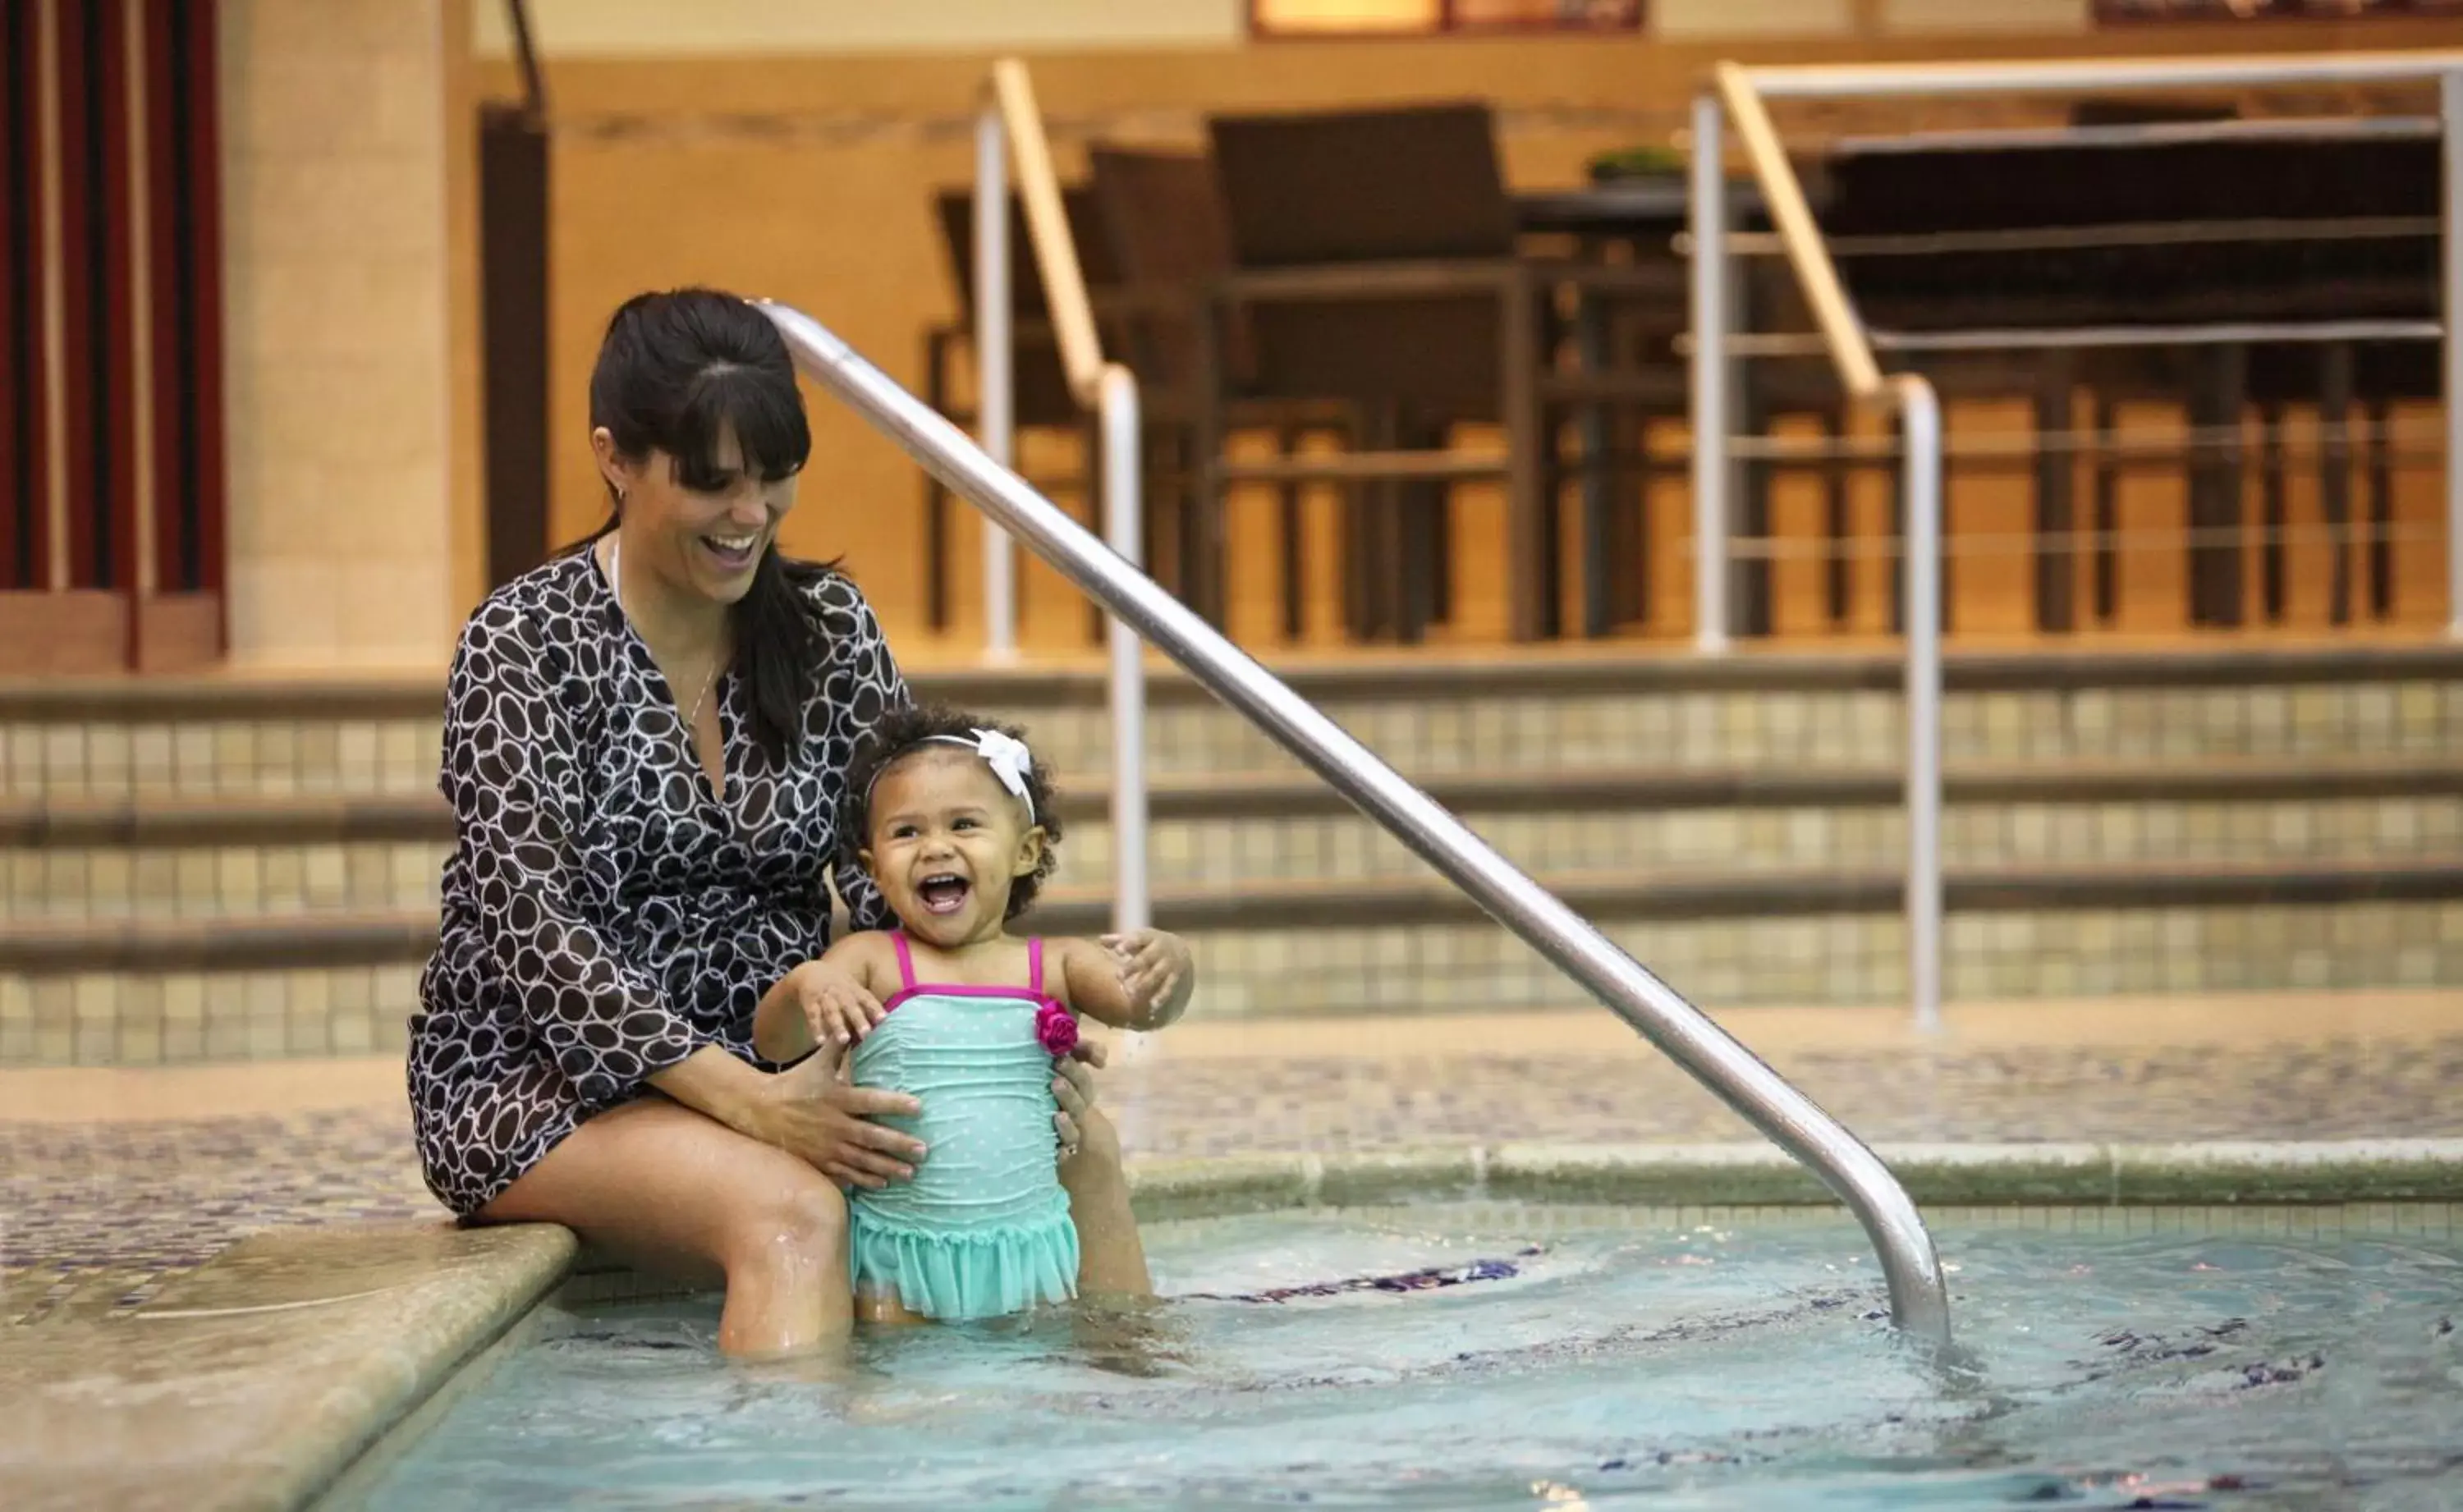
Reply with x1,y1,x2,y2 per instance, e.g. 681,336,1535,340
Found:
306,1285,558,1512
2,1223,573,1512
1128,1138,2463,1216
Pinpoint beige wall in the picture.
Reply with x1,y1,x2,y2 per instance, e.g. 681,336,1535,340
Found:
472,0,1245,57
219,0,456,668
1880,0,2089,34
444,0,484,630
1653,0,1856,39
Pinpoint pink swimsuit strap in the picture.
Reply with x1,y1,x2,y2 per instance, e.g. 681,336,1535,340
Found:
882,932,1050,1007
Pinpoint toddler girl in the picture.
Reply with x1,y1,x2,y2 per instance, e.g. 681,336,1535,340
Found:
753,704,1195,1324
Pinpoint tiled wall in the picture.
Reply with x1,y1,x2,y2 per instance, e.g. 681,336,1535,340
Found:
8,680,2459,799
1,843,440,923
10,791,2458,924
12,897,2455,1062
1019,679,2463,784
1053,795,2463,890
219,0,456,667
0,964,420,1065
5,674,2461,1061
2,715,444,800
1129,680,2463,777
8,793,2457,923
1189,900,2463,1019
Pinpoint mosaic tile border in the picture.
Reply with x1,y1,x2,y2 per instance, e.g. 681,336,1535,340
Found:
1121,1141,2463,1219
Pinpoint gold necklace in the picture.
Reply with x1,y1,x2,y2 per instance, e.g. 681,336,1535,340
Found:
609,538,722,733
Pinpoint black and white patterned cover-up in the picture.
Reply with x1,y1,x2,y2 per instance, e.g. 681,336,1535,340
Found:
409,548,906,1216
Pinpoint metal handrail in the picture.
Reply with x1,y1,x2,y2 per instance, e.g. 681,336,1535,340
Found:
1741,48,2463,98
1695,48,2463,1044
975,59,1149,935
1695,48,2463,644
1700,66,1947,1041
754,297,1953,1345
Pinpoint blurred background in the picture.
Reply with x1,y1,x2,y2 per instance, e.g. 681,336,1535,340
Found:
2,0,2460,1151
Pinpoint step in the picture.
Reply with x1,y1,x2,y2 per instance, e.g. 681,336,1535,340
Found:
7,860,2460,1063
1052,760,2463,891
0,960,422,1065
6,645,2461,800
2,712,443,802
7,762,2460,922
0,796,442,923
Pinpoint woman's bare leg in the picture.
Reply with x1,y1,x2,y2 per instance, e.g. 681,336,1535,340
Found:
481,1097,852,1357
1059,1107,1150,1296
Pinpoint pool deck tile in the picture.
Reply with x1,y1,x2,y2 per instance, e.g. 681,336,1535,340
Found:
4,991,2461,1324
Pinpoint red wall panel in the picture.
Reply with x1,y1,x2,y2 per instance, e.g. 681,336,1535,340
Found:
0,2,39,590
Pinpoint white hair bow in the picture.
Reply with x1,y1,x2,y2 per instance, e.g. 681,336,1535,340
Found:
925,728,1036,821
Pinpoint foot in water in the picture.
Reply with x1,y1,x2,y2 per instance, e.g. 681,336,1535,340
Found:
1071,1295,1194,1378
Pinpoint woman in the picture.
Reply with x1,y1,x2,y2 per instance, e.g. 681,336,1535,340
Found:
408,287,1141,1357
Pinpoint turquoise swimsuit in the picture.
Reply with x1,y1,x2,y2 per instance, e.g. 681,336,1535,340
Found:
846,935,1080,1321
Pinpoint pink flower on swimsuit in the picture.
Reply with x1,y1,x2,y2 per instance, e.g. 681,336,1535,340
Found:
1035,1001,1078,1057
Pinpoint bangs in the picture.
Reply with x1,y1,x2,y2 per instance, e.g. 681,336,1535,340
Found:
667,361,811,492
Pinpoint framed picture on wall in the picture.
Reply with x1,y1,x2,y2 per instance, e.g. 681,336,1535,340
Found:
1250,0,1642,37
2097,0,2463,21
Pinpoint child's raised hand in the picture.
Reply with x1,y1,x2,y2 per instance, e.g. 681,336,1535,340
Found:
789,960,888,1047
1102,928,1192,1022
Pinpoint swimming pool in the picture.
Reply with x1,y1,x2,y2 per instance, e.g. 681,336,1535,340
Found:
342,1203,2462,1510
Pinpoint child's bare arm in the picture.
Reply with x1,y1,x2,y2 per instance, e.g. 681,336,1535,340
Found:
1057,930,1195,1032
752,932,893,1062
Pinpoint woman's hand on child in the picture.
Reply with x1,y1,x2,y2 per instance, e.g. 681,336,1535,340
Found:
787,960,887,1047
1051,1047,1103,1161
759,1037,926,1189
1103,929,1193,1022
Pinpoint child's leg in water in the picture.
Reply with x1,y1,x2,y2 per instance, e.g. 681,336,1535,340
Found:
855,1289,932,1326
1060,1108,1151,1294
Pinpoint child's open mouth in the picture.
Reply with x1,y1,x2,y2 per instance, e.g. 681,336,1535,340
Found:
918,873,971,915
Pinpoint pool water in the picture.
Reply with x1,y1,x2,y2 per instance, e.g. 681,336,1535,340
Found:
351,1205,2463,1511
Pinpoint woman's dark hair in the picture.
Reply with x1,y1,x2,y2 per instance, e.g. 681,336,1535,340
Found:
842,704,1062,920
584,286,831,763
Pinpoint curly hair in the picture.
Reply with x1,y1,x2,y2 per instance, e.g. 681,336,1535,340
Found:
841,703,1064,920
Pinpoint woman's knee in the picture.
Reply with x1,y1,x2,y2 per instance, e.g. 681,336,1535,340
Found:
718,1174,850,1277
